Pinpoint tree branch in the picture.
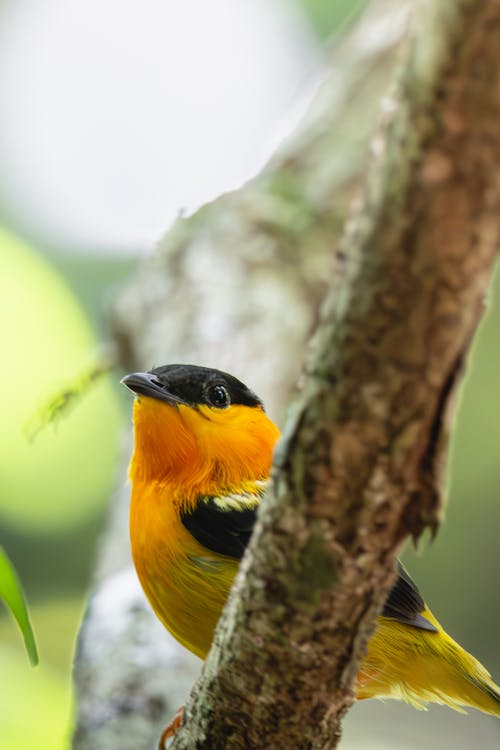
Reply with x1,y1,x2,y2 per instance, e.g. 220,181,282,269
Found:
170,2,500,748
110,1,411,418
73,5,410,748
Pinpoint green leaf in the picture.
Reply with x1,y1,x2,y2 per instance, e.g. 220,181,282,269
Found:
0,546,38,666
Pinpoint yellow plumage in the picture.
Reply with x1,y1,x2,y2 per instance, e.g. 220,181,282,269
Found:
124,364,500,719
130,477,240,658
360,607,500,715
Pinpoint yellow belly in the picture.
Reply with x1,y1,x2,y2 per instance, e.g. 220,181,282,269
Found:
130,479,238,658
130,480,500,715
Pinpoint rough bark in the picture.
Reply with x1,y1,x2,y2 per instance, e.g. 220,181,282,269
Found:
71,1,500,748
169,1,500,748
73,4,410,748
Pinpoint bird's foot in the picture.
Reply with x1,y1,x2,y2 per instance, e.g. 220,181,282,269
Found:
159,706,185,749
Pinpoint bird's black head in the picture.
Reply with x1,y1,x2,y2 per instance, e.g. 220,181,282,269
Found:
121,364,263,410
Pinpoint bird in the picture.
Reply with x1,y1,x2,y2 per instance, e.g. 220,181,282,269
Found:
122,363,500,742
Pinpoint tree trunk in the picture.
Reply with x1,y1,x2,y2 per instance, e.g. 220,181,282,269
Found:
72,1,500,748
168,1,500,748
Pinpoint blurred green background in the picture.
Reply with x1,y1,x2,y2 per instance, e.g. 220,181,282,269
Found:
0,229,131,750
0,1,499,750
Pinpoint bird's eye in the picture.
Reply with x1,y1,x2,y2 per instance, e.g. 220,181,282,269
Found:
206,384,230,408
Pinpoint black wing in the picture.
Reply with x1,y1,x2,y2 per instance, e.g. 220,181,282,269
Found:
183,500,437,633
181,497,257,559
382,561,437,632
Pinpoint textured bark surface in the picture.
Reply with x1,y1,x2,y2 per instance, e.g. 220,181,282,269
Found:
169,1,500,748
71,1,500,749
73,4,410,748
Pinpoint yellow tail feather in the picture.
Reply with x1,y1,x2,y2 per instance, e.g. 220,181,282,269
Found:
358,607,500,717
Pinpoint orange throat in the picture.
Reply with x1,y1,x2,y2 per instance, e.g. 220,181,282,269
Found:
128,395,280,506
127,394,280,658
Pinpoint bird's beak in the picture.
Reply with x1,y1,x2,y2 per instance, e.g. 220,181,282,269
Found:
120,372,187,406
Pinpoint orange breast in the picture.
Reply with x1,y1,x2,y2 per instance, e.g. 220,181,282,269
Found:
130,478,238,659
127,394,279,658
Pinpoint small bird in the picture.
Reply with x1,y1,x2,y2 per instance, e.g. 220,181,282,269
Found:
122,364,500,742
